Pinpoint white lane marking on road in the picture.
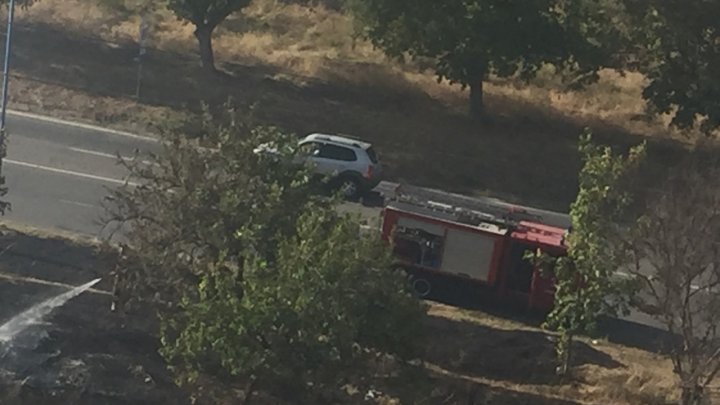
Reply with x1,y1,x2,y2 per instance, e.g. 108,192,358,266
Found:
68,147,119,160
5,159,139,186
8,109,159,143
59,199,100,209
69,146,156,166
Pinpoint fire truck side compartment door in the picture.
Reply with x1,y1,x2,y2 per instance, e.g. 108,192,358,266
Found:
441,228,497,281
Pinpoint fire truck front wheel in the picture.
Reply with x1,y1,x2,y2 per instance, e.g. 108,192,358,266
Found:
411,278,432,298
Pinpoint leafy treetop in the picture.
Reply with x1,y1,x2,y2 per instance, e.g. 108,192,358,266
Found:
530,129,645,377
348,0,631,117
626,0,720,133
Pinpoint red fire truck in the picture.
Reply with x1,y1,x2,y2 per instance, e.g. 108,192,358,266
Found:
380,185,568,313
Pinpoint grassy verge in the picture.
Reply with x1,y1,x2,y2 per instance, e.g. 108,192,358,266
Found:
0,0,703,213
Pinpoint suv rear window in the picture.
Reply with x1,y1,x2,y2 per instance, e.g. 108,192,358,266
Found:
365,147,379,164
319,144,357,161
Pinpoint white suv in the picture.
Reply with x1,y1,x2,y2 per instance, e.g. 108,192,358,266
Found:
297,133,383,199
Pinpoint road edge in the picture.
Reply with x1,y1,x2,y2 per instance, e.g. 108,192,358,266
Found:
7,109,159,143
0,218,102,247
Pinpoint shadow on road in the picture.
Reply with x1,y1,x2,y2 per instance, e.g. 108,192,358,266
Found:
360,190,385,207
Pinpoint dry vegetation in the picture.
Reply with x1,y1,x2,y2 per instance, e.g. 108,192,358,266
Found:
0,0,705,212
419,304,681,405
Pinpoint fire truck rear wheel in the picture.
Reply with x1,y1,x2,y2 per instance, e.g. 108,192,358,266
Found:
412,278,431,298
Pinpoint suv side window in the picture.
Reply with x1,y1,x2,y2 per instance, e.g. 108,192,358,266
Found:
298,141,322,156
318,144,357,162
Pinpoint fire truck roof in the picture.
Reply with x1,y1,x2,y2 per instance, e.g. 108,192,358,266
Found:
511,221,567,249
385,185,568,248
387,183,549,223
387,199,509,235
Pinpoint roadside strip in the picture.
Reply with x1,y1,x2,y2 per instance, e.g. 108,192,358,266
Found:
7,110,159,143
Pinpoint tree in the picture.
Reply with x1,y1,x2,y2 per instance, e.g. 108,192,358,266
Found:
97,0,249,71
627,159,720,405
167,0,252,71
625,0,720,133
530,129,645,377
103,105,324,308
348,0,631,118
162,210,426,402
104,105,426,401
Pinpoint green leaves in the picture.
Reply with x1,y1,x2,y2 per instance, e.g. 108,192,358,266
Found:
107,104,425,400
531,128,645,377
105,103,329,308
349,0,630,115
625,0,720,133
163,210,426,399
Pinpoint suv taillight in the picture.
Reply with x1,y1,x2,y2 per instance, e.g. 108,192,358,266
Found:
365,164,374,179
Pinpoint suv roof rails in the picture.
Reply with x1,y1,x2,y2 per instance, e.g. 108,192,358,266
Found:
313,133,369,149
335,132,366,141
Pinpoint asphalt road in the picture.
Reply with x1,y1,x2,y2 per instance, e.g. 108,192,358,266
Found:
2,110,571,238
2,111,158,238
1,111,670,337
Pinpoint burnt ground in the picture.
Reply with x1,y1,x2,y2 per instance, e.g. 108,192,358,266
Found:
0,227,187,405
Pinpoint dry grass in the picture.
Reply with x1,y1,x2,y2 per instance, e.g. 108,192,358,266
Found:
0,0,707,214
419,303,681,405
16,0,684,138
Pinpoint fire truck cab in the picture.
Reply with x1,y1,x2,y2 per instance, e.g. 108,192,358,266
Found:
381,187,567,313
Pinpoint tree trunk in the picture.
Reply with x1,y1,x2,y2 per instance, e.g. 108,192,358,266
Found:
679,381,704,405
556,332,573,378
194,25,216,71
469,77,484,119
240,377,257,405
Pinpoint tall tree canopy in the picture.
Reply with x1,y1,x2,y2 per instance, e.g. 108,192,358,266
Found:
626,0,720,133
348,0,630,118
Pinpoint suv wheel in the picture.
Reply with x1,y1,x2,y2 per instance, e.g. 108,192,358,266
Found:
339,177,360,200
